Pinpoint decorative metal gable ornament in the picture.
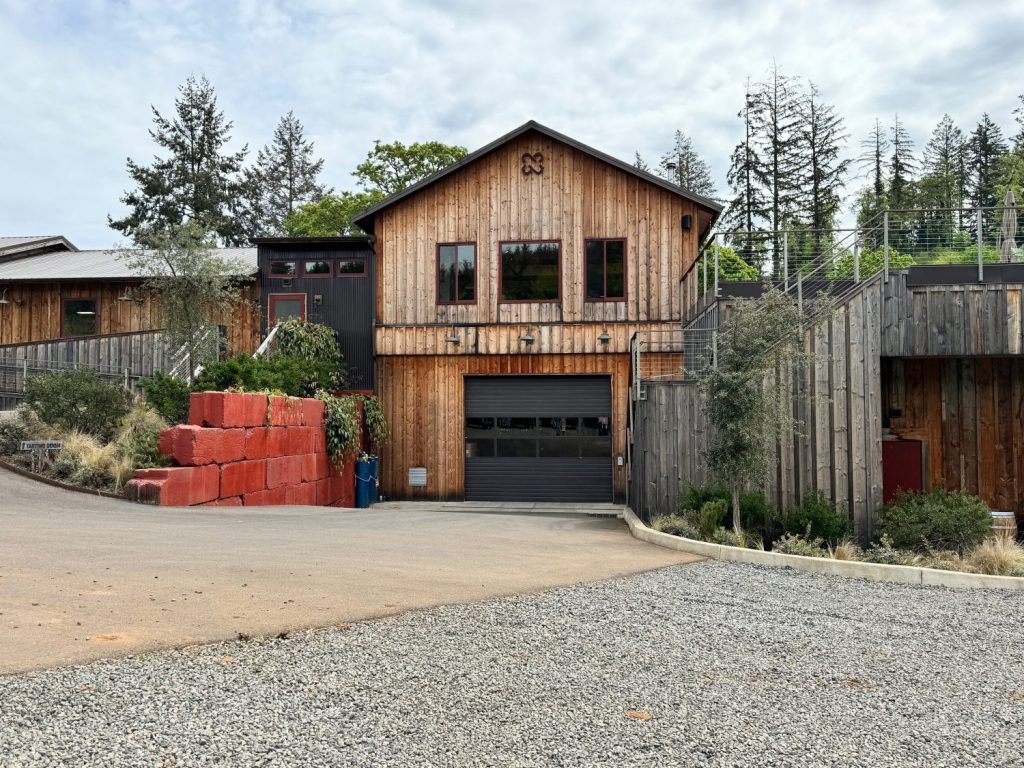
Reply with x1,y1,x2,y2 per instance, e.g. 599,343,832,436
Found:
521,152,544,175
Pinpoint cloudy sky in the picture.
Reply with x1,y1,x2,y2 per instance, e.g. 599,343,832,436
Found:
2,0,1022,247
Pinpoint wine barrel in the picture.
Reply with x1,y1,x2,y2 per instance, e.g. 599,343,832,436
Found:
990,510,1018,540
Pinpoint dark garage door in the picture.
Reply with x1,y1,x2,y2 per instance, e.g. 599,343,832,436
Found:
464,375,612,502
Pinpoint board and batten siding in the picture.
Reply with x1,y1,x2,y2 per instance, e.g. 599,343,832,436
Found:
883,356,1024,515
631,281,885,541
376,354,631,501
0,280,261,355
373,129,711,334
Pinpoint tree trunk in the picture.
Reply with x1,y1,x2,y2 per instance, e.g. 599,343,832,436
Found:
732,483,742,533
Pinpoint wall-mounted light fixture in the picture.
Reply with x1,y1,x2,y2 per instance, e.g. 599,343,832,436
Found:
117,287,145,305
519,330,535,345
0,288,23,307
445,326,460,346
598,330,611,344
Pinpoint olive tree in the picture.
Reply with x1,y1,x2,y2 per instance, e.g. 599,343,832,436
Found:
119,223,249,375
699,285,817,533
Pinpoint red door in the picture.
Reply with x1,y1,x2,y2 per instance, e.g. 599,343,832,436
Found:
268,293,306,325
882,440,923,503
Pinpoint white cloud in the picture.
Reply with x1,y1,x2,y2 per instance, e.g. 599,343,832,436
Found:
0,0,1021,246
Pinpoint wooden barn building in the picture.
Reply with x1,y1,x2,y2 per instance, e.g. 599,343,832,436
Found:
352,120,722,502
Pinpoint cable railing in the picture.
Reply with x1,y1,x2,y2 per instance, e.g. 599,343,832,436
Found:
650,205,1021,387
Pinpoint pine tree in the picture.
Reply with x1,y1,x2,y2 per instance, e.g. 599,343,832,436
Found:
795,83,849,261
657,130,716,196
751,63,803,274
918,114,967,243
633,152,650,172
1013,93,1024,151
238,112,330,237
968,114,1009,228
724,81,770,269
888,114,916,210
856,119,889,227
109,75,248,245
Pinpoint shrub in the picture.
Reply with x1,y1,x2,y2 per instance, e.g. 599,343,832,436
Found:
653,514,700,539
115,405,169,469
676,484,775,535
782,491,851,546
709,527,761,549
23,370,129,439
55,432,117,490
0,418,28,455
772,531,828,557
878,489,992,555
318,392,361,465
273,319,345,379
966,538,1024,577
139,373,190,424
695,499,728,540
828,539,862,561
861,534,916,566
194,353,339,398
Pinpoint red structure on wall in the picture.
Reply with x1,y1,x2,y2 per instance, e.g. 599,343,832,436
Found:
882,439,924,504
124,391,358,507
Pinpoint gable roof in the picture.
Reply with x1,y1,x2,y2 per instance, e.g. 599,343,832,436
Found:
0,235,77,262
0,247,257,282
352,120,724,234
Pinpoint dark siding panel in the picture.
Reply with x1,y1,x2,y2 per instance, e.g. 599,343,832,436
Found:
258,243,376,390
465,458,612,502
464,375,611,416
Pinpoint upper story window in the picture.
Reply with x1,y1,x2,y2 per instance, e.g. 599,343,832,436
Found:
303,260,331,276
269,261,297,277
500,241,560,302
438,243,476,304
338,258,367,276
585,239,626,301
63,298,98,336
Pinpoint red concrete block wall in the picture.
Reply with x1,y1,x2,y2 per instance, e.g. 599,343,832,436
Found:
124,391,361,508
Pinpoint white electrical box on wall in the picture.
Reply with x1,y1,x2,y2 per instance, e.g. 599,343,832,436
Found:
408,467,428,487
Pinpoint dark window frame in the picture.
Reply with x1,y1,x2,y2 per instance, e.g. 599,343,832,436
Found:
267,293,307,325
463,413,612,460
584,238,627,302
337,258,367,277
269,260,298,277
436,242,478,305
498,239,562,304
60,296,99,338
301,259,333,278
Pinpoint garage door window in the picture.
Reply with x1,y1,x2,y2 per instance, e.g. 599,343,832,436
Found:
467,415,608,459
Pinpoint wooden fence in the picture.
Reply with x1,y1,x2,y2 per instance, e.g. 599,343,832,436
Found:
630,280,884,540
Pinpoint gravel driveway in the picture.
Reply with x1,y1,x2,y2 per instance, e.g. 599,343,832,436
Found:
3,561,1023,767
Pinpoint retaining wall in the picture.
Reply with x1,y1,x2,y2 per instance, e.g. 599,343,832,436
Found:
125,391,359,507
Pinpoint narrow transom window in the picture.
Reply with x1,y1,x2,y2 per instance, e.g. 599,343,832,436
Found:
585,239,625,301
270,261,297,276
338,258,366,276
303,260,331,276
500,241,560,302
438,243,476,303
63,298,98,336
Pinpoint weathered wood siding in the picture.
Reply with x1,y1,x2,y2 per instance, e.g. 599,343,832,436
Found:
374,128,710,333
882,272,1024,356
631,282,884,540
376,354,631,501
0,280,261,355
883,357,1024,515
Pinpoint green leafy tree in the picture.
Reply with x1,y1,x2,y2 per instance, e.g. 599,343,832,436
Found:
657,130,716,196
238,111,330,237
699,286,813,532
109,75,248,245
283,190,384,236
119,223,248,374
353,139,468,195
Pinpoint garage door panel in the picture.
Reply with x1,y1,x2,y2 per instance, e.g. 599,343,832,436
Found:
465,458,611,502
463,375,613,503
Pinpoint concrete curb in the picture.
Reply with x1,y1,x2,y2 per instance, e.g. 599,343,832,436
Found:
623,507,1024,591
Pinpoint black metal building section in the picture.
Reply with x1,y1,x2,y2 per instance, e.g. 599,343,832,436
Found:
255,237,375,390
464,375,613,503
